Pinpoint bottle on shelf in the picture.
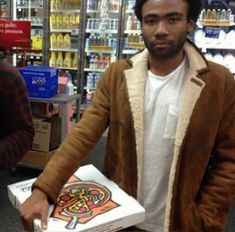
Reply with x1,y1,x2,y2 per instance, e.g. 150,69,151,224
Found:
226,29,235,44
56,52,63,67
213,51,224,66
63,52,72,68
62,14,69,30
211,9,217,21
50,13,57,30
69,13,76,29
56,13,63,30
50,33,57,49
224,52,235,72
49,52,57,67
200,8,207,22
72,52,78,68
57,33,64,48
65,71,74,95
50,0,55,10
63,33,71,49
205,51,213,62
127,0,135,10
126,15,133,30
54,0,61,9
86,73,94,89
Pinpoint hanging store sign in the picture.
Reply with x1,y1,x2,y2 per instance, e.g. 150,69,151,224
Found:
0,19,30,48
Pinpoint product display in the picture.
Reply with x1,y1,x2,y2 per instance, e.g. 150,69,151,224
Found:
82,0,120,105
49,0,81,95
121,1,144,57
195,5,235,74
5,0,235,113
81,0,146,105
13,0,44,66
8,164,145,232
0,0,10,18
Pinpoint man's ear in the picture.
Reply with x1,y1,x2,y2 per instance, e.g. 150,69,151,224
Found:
187,19,195,33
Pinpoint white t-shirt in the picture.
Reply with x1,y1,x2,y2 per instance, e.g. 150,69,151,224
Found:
138,58,187,232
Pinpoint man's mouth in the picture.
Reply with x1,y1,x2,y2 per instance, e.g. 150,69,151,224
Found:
152,40,171,49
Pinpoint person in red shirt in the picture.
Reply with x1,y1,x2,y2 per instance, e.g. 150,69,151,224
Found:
0,48,34,169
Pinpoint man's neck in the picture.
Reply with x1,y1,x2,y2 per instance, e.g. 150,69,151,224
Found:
148,51,185,76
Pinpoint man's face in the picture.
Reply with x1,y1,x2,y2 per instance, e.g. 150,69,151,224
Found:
141,0,193,60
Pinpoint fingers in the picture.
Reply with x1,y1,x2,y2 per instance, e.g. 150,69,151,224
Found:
19,202,48,231
20,216,34,232
40,201,49,230
18,190,49,231
19,203,37,232
20,209,48,231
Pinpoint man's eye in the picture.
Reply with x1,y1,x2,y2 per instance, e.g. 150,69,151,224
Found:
145,19,156,25
169,18,179,23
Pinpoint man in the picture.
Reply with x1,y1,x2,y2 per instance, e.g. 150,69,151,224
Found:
0,49,34,169
19,0,235,231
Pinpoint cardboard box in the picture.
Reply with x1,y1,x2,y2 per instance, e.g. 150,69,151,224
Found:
19,65,58,98
32,117,61,152
8,164,145,232
20,149,56,168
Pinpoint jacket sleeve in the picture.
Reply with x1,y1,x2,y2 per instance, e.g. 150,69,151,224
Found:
33,65,113,202
197,72,235,232
0,72,34,169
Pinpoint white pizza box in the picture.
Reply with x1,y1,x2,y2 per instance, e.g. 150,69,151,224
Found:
8,164,145,232
8,177,36,208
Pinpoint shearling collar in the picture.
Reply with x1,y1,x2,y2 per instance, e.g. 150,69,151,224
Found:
130,40,208,73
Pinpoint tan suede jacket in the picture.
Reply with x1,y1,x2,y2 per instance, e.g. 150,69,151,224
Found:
34,41,235,232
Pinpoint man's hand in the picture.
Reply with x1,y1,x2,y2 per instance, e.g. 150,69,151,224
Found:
19,188,49,231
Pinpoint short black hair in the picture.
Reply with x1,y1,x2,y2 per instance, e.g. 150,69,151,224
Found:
134,0,202,22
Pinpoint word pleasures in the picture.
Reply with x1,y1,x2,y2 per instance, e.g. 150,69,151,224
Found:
0,19,30,47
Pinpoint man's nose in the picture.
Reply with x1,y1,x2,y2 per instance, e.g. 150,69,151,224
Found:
154,21,168,36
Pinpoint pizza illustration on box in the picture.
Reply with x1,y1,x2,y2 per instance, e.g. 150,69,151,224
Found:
51,176,119,230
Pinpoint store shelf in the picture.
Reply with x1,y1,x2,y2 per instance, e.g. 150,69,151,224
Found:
48,0,82,121
86,29,118,34
84,86,96,90
50,48,78,52
196,42,235,50
125,9,134,13
85,49,115,54
29,94,79,104
55,66,78,70
197,21,235,28
51,9,80,13
31,23,43,27
124,30,141,34
84,68,106,72
50,29,78,33
122,49,141,55
16,6,43,9
195,7,235,79
88,9,119,14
